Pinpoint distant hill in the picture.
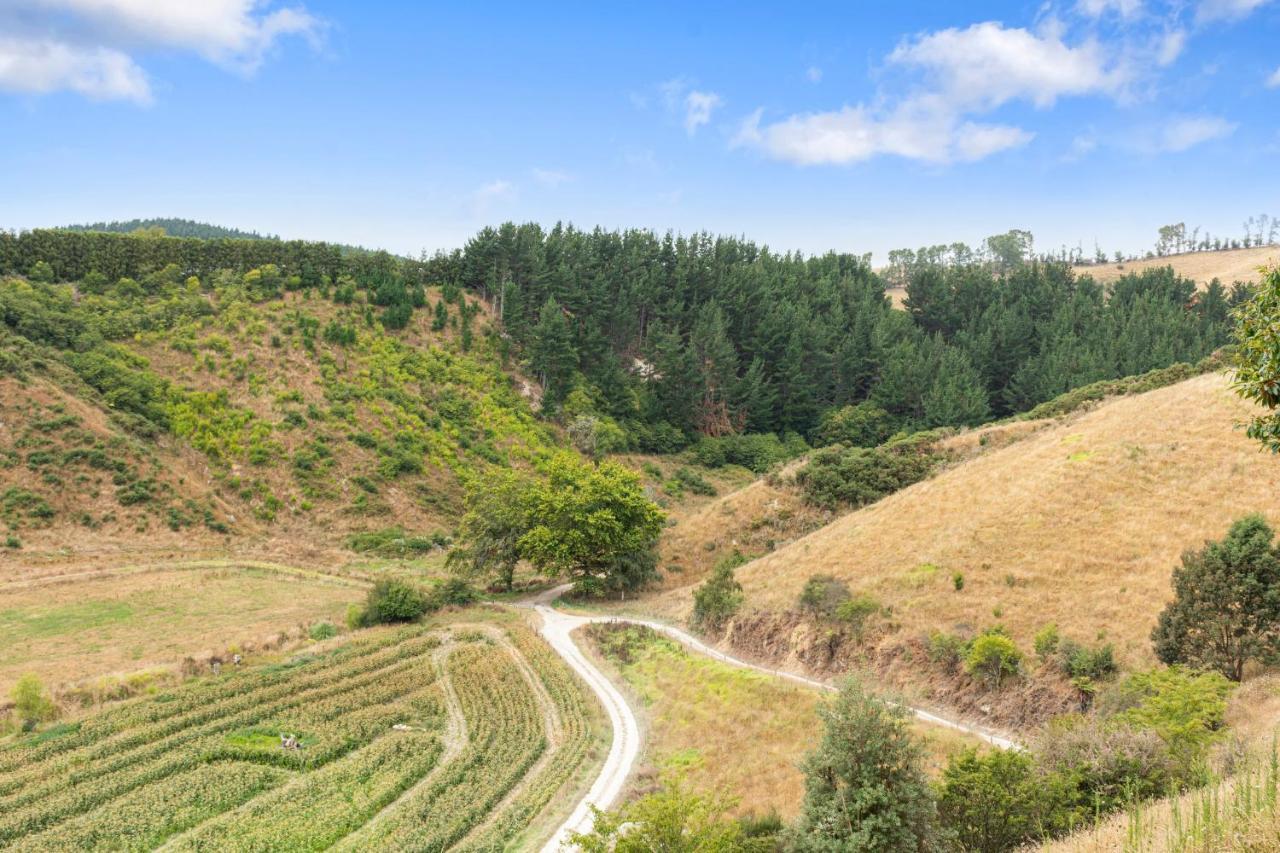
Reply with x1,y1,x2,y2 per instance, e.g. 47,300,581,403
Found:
1072,245,1277,288
60,218,277,241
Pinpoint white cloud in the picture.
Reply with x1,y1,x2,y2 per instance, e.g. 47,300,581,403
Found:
806,65,823,83
658,78,723,135
737,22,1126,167
0,1,321,103
1066,133,1099,160
733,99,1031,165
0,36,151,103
1076,0,1145,18
682,89,722,134
1268,66,1280,88
532,168,572,187
1153,115,1237,151
1195,0,1272,22
888,22,1129,109
1156,30,1186,66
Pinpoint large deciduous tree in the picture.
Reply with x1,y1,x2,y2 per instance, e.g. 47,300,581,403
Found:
517,454,665,596
1152,514,1280,681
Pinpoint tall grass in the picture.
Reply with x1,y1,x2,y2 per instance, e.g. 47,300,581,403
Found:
1118,739,1279,853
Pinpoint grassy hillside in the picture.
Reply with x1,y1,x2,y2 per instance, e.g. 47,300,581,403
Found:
1073,245,1278,288
0,265,556,568
655,373,1280,675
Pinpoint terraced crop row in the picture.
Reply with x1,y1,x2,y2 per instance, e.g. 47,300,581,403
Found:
0,618,602,851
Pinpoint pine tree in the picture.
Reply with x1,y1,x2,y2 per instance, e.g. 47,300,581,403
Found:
528,297,577,410
791,678,946,852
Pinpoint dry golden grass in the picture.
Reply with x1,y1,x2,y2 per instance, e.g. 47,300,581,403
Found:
588,626,982,818
882,246,1277,309
1072,245,1278,288
644,374,1280,673
0,562,361,696
654,459,831,592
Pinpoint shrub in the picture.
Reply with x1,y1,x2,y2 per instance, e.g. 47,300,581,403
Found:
938,748,1073,852
834,594,883,637
1059,639,1117,681
362,579,429,625
926,631,965,673
795,433,939,510
965,628,1022,689
1034,715,1176,819
671,466,716,496
691,552,745,633
345,526,448,557
692,432,801,473
1034,623,1060,660
797,574,851,619
12,674,58,731
1105,666,1232,780
952,571,964,592
344,603,365,631
308,622,338,641
812,401,898,448
432,576,478,608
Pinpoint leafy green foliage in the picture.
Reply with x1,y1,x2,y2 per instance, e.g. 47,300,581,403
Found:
12,674,58,731
358,579,429,626
795,431,940,509
344,527,449,557
812,401,898,448
691,552,746,632
570,778,762,853
1233,265,1280,450
791,678,946,851
516,454,666,596
1106,667,1232,778
1152,514,1280,680
938,748,1071,853
797,574,851,619
692,432,806,473
965,628,1023,689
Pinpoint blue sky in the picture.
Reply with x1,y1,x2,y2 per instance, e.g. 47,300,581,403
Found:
1,1,1277,262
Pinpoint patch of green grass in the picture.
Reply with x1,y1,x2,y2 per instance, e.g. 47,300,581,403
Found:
0,600,135,640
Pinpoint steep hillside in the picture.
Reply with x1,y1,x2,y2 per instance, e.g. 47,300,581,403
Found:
0,266,555,571
645,374,1280,678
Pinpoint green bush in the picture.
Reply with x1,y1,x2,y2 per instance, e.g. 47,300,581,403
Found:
965,628,1023,689
361,579,429,625
692,432,803,473
345,526,449,557
938,748,1073,853
834,594,882,636
797,574,851,619
1034,623,1060,660
1103,666,1232,779
1059,639,1117,680
308,622,338,641
812,401,898,448
12,673,58,731
671,466,716,496
691,552,746,632
795,432,939,510
432,576,478,608
926,631,965,673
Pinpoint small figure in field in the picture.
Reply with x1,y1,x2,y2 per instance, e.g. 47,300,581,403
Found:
280,733,300,751
232,654,242,667
211,660,221,675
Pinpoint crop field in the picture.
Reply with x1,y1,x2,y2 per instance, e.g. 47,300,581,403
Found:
0,563,363,696
0,616,602,851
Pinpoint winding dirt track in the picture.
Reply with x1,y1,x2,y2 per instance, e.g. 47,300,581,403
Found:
527,586,1020,851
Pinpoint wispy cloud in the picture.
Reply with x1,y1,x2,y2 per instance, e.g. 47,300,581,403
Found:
1195,0,1272,23
470,179,516,216
0,1,323,104
1268,66,1280,88
1151,115,1237,151
659,78,723,135
532,168,572,187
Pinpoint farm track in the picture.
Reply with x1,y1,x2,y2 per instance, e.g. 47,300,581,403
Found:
526,584,1021,851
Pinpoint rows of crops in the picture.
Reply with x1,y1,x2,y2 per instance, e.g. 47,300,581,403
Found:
0,618,601,851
